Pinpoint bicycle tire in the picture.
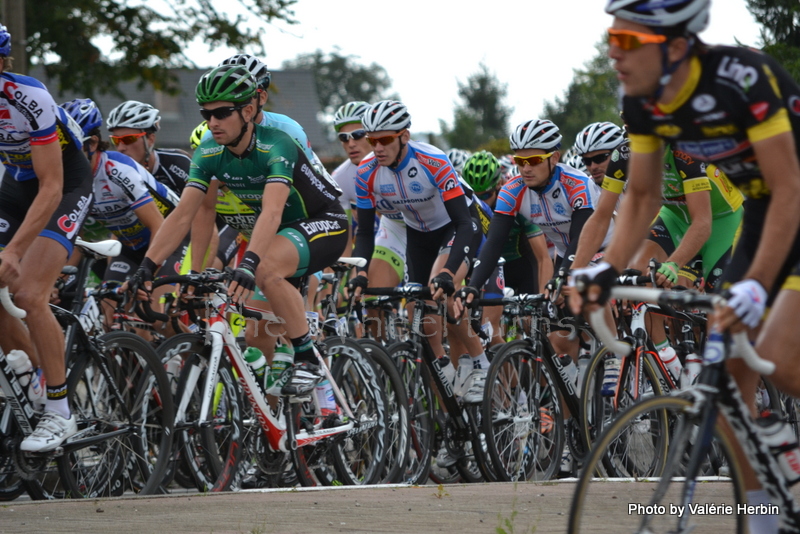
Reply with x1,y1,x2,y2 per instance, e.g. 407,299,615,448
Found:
59,331,174,497
388,341,435,485
568,394,745,534
482,339,565,482
356,338,410,484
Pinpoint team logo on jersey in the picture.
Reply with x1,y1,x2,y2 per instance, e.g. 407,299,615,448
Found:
692,94,716,113
443,178,457,191
0,109,9,120
654,124,682,138
553,203,566,216
408,167,418,177
379,184,396,196
109,261,130,273
750,102,769,122
614,169,625,179
409,181,423,194
717,56,759,91
0,218,8,232
701,124,739,136
530,203,541,216
552,188,560,199
611,150,619,162
789,96,800,116
573,197,584,209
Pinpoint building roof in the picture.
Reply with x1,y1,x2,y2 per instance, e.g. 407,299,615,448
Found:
29,66,336,155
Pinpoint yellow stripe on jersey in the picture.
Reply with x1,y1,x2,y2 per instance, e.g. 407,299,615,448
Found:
308,228,347,242
747,108,791,143
629,134,663,154
781,275,800,293
602,176,626,194
657,57,702,114
706,164,744,212
683,177,712,193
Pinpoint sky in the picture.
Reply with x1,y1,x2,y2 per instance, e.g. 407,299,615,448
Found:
184,0,765,134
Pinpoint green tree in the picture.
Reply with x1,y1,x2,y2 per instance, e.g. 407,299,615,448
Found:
282,50,395,117
441,63,512,150
747,0,800,81
542,38,621,149
16,0,297,97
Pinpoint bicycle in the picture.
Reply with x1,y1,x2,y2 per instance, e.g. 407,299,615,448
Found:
0,237,175,500
569,285,800,534
365,284,497,484
140,267,389,490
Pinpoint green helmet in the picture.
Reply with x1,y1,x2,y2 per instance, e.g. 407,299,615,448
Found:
196,65,258,104
462,151,501,194
189,121,209,150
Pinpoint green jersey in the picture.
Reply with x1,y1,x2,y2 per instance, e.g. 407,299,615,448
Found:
188,124,341,229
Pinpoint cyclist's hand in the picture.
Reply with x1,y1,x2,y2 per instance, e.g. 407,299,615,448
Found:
430,271,455,301
228,251,259,305
179,271,200,303
655,261,679,288
718,279,767,330
347,274,369,301
125,257,157,302
0,250,21,288
454,286,479,318
545,277,566,307
569,261,619,315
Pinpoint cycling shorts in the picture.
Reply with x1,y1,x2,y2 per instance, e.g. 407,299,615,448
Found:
372,217,407,281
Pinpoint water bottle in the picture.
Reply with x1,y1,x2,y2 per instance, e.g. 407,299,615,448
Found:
6,349,45,408
757,414,800,486
658,346,683,384
266,344,294,395
558,354,578,392
681,353,702,389
164,354,182,396
243,347,268,386
576,349,592,398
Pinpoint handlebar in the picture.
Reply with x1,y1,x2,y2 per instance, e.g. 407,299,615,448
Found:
0,287,25,319
588,286,775,375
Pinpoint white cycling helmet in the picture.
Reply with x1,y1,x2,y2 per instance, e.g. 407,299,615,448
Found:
107,100,161,132
219,54,271,90
333,101,370,131
509,119,562,151
446,148,472,174
362,100,411,132
605,0,710,34
562,147,589,175
574,122,625,155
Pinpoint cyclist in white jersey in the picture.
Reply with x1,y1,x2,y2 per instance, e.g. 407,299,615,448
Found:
0,26,95,452
350,100,490,404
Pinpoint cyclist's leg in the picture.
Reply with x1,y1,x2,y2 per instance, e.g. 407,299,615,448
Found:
366,218,405,340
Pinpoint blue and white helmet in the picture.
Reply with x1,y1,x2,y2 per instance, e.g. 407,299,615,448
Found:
363,100,411,132
510,119,562,151
605,0,710,34
0,25,9,57
60,98,103,138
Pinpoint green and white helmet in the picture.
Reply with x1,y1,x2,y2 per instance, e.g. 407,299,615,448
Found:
333,101,370,132
196,65,258,104
462,151,501,194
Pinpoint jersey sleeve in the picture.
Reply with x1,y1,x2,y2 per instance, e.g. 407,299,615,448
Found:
355,158,378,209
104,155,152,207
187,143,223,193
416,152,465,202
672,149,711,194
264,135,297,188
601,140,631,194
559,169,594,210
494,177,526,217
2,78,61,145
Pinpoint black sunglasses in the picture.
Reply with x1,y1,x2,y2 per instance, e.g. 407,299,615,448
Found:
580,152,611,166
199,103,247,122
337,129,368,143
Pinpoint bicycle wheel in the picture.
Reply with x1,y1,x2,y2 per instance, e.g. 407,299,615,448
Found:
60,331,174,497
388,341,435,485
171,335,245,492
482,340,564,481
328,338,388,485
357,338,410,484
569,395,745,534
580,345,664,456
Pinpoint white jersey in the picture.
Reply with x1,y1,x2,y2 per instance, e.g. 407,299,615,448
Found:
332,158,404,223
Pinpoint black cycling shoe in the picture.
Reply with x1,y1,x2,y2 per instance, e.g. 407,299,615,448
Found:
280,361,323,396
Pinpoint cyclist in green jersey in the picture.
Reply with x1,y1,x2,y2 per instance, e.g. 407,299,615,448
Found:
129,65,347,395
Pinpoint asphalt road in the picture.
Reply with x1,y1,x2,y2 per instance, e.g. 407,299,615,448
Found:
2,480,787,534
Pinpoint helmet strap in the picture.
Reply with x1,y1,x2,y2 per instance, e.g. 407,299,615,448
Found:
225,108,251,150
390,137,408,169
652,37,694,101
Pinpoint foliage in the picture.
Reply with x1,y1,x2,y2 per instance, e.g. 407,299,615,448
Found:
20,0,297,98
542,38,621,150
441,63,512,150
747,0,800,82
282,50,395,118
477,137,511,157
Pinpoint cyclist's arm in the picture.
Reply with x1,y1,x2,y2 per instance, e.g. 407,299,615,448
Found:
602,143,665,272
351,206,377,277
529,234,553,294
133,199,165,237
561,208,595,272
667,188,711,269
189,180,220,271
244,182,290,261
571,189,618,270
469,213,515,290
144,186,206,265
3,141,63,259
441,195,473,276
746,130,800,291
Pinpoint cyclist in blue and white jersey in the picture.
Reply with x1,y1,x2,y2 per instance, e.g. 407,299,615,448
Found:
349,100,490,403
0,26,94,452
